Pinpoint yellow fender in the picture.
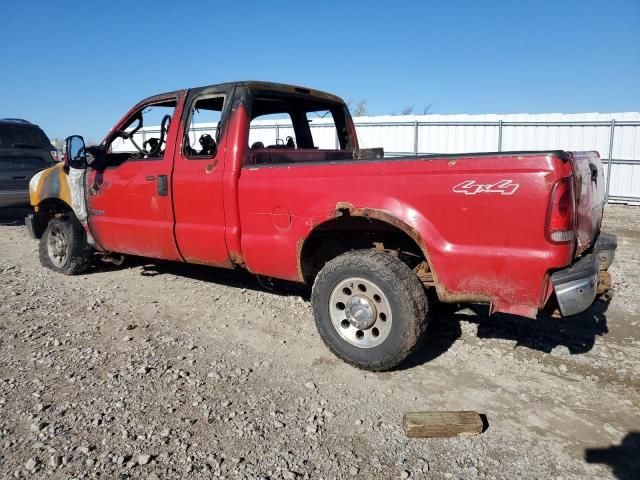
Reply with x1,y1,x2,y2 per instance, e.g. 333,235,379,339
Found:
29,163,72,209
29,163,96,245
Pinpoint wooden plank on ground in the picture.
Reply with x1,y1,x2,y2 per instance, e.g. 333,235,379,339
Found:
403,411,484,438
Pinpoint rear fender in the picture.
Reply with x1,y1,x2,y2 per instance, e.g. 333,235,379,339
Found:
324,201,474,304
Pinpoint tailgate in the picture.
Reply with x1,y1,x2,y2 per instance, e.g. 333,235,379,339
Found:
570,151,605,252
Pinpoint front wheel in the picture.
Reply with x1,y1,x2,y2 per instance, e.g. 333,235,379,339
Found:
39,217,92,275
311,250,429,371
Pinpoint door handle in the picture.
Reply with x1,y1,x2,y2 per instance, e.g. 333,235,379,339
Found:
157,175,168,196
12,176,27,180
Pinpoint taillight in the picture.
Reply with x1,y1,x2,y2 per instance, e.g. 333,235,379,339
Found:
546,176,575,243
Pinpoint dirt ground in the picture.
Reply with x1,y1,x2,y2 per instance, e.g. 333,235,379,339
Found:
0,205,638,479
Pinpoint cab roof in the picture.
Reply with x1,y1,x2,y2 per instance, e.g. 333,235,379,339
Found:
144,81,345,105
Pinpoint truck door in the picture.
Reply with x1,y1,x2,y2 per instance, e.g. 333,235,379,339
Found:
85,93,185,260
171,87,232,266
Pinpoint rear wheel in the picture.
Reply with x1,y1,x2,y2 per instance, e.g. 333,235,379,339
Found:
312,250,429,371
39,217,92,275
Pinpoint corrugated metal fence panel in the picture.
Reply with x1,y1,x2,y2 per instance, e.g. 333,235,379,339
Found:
309,122,338,149
612,113,640,160
351,112,640,202
419,124,500,153
497,113,611,154
356,114,504,154
608,163,637,199
356,121,415,154
353,112,640,155
608,114,640,201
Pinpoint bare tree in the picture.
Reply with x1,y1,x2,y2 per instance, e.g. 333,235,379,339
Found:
389,103,434,115
353,100,368,117
400,105,415,115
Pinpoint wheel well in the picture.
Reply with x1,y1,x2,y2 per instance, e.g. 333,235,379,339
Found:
31,198,74,238
300,216,431,284
38,198,72,218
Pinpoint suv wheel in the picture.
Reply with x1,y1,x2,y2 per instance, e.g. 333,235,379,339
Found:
39,217,92,275
312,250,429,371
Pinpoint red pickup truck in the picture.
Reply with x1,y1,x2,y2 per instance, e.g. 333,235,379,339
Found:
27,81,616,370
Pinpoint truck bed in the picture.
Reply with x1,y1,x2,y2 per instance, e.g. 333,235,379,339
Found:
239,148,601,318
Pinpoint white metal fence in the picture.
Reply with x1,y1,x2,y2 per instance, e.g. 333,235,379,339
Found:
122,112,640,204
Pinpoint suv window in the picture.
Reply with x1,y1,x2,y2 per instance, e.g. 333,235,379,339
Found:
0,125,50,150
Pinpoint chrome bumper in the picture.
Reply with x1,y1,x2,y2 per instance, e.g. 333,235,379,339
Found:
550,233,617,316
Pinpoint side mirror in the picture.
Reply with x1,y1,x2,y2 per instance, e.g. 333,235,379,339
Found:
65,135,87,169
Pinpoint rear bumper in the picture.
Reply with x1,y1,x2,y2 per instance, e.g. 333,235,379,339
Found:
550,232,616,316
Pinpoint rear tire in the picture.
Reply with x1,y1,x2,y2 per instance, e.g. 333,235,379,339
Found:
312,250,429,371
39,216,92,275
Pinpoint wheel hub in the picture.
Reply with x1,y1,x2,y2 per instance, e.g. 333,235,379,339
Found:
47,225,68,267
328,277,393,349
346,295,376,330
52,237,64,255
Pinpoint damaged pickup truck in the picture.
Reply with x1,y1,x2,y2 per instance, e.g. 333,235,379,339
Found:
27,81,616,371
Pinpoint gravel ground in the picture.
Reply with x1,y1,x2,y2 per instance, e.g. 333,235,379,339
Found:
0,205,638,479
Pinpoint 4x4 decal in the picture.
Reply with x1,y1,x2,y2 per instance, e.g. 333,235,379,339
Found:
453,179,519,195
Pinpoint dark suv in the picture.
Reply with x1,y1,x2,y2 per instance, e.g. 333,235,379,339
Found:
0,119,57,207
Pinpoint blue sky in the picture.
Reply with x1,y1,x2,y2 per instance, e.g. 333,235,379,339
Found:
1,0,638,140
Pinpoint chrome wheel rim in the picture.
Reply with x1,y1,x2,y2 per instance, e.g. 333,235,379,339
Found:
47,224,68,268
329,277,392,348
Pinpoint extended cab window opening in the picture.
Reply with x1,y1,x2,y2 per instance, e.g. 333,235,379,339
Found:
182,94,227,160
105,99,177,166
245,92,355,167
